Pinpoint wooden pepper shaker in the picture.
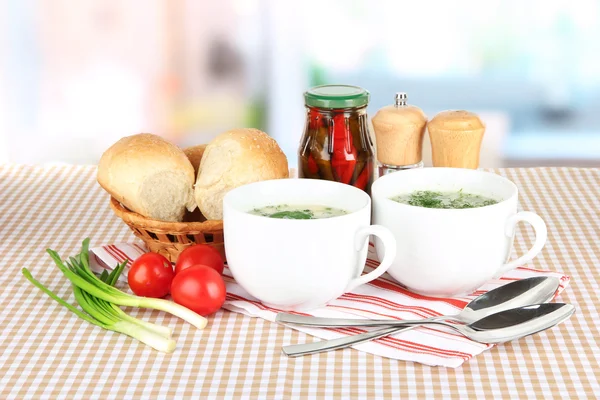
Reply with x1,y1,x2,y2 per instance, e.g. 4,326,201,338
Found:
371,93,427,176
427,110,485,169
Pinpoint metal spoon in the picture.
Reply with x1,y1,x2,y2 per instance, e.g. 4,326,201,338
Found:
282,303,574,357
278,276,561,357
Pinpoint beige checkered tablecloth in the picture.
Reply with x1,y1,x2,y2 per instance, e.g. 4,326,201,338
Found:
0,164,599,399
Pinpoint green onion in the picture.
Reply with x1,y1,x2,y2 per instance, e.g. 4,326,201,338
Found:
22,267,176,353
46,238,207,330
21,238,209,353
72,257,173,339
72,283,175,353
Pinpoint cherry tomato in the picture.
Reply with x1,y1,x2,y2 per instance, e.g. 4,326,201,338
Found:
127,253,174,298
170,265,226,316
175,244,224,275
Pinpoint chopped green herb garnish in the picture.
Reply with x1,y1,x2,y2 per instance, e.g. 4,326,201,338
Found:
391,190,498,209
248,205,348,219
269,211,313,219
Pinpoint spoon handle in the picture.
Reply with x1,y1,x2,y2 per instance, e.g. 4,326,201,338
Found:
276,313,433,327
282,325,414,357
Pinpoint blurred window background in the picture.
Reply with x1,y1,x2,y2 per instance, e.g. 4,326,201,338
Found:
2,0,600,167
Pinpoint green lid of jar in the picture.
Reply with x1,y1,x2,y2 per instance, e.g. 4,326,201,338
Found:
304,84,370,109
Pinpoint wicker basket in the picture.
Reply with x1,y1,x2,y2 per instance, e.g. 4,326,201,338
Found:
109,197,225,263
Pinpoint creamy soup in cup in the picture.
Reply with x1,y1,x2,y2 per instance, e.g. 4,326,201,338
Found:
371,167,547,297
223,178,396,311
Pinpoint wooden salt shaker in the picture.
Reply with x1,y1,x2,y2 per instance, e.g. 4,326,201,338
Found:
427,110,485,169
371,93,427,176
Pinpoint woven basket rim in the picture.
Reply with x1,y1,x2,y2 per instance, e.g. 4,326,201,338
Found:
109,197,223,233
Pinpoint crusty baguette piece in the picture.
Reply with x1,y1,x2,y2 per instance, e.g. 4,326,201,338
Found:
97,133,197,222
183,144,207,177
195,128,289,220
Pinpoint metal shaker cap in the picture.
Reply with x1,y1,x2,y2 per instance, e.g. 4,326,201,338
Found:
395,92,407,106
372,93,427,128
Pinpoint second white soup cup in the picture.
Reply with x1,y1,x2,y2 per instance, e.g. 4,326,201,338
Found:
371,168,548,297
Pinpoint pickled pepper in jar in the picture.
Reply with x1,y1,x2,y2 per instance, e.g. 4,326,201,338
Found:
298,85,376,194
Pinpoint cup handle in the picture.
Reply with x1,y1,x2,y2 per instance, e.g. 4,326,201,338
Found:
344,225,397,293
496,211,547,276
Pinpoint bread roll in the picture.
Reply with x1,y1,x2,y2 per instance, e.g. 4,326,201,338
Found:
183,144,207,176
195,128,289,219
97,133,197,222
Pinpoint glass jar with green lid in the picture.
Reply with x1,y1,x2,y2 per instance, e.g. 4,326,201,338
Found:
298,84,376,194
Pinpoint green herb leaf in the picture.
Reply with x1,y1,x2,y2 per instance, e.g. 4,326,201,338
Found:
269,211,313,219
99,270,109,283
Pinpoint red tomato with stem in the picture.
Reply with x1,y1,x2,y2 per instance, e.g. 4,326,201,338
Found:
127,252,174,298
170,265,226,316
175,244,224,275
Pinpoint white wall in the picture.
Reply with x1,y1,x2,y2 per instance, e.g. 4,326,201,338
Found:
263,0,309,168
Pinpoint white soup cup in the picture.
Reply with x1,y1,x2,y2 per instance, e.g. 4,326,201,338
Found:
223,178,397,311
371,167,547,297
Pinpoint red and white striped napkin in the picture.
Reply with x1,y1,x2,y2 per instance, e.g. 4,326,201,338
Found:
89,242,570,368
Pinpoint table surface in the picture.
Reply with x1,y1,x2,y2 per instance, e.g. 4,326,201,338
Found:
1,165,599,399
